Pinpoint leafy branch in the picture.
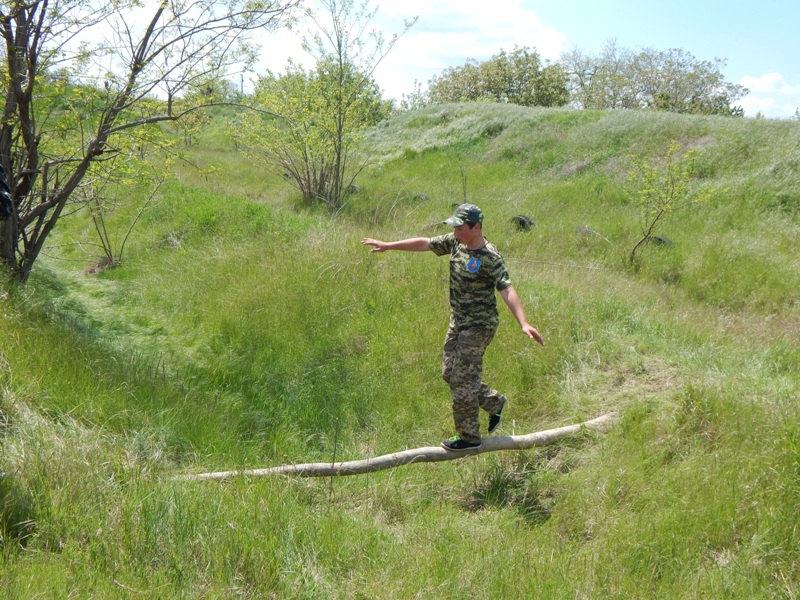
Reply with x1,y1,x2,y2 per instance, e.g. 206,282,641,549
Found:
626,140,710,266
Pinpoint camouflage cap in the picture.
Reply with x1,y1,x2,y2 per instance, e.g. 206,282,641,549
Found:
444,203,484,226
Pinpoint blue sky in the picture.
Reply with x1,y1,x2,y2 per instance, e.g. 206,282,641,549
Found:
259,0,800,118
527,0,800,117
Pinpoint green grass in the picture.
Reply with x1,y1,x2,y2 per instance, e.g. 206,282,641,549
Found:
1,102,799,598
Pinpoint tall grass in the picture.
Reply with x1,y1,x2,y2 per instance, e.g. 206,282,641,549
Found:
1,103,799,598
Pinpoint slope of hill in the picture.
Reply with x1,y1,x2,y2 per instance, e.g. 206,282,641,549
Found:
1,103,798,598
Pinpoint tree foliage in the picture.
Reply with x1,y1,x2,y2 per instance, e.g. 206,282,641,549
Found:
237,0,414,212
626,140,710,265
242,58,390,207
83,166,165,271
0,0,298,282
562,40,748,116
427,46,569,108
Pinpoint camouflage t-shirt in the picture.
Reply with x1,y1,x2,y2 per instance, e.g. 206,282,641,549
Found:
429,233,512,330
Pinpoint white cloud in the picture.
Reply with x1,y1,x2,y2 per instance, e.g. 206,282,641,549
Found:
738,73,800,118
374,0,565,99
253,0,565,101
741,73,800,96
381,0,563,59
739,95,775,115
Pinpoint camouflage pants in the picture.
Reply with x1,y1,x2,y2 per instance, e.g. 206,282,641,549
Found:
442,317,506,443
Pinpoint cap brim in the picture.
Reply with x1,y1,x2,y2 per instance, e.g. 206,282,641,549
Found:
444,216,464,226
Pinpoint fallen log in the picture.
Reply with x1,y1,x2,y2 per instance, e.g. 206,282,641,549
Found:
179,412,617,481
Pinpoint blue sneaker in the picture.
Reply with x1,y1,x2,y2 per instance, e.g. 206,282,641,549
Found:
488,399,506,434
441,436,482,451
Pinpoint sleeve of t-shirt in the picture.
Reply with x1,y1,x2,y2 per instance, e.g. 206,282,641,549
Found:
491,255,513,291
428,233,456,256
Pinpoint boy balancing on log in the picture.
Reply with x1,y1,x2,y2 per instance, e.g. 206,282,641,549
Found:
361,203,544,451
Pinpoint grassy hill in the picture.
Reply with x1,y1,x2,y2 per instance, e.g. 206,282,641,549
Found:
1,102,799,598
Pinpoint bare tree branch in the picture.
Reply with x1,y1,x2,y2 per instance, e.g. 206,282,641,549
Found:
178,412,618,481
0,0,300,281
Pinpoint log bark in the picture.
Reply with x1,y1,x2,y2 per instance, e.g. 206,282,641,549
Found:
178,413,617,481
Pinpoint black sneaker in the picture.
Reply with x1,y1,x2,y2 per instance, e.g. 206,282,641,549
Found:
441,436,482,451
488,399,506,434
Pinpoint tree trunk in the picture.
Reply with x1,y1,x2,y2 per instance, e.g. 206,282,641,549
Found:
0,218,16,273
179,412,617,481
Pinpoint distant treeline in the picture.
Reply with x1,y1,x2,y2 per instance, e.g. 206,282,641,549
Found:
414,40,747,117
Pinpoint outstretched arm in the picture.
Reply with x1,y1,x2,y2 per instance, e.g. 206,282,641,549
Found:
499,286,544,345
361,237,431,252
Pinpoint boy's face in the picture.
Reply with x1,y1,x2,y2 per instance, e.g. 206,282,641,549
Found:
453,223,482,246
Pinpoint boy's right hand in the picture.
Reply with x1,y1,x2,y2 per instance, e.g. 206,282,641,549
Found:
361,238,387,252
